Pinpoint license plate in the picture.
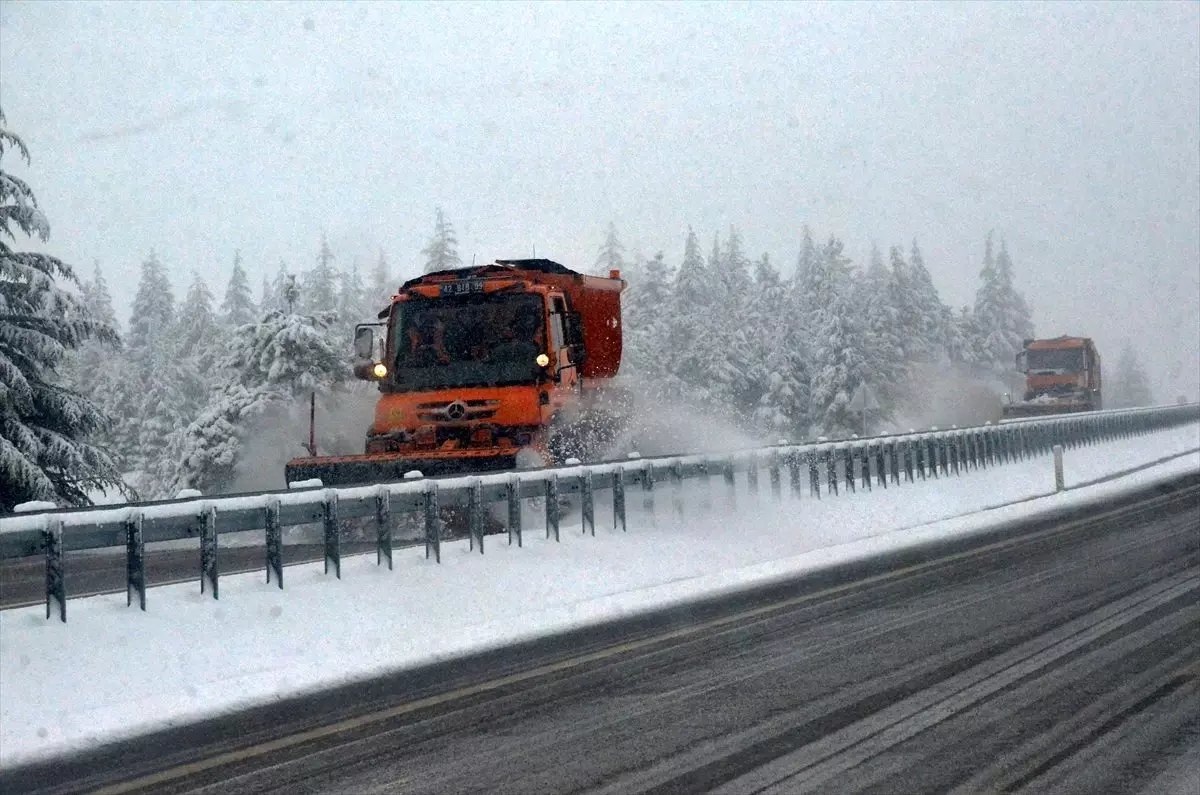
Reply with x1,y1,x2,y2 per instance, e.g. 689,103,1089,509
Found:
439,279,485,297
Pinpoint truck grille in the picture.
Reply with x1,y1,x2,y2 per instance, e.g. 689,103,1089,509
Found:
415,399,500,422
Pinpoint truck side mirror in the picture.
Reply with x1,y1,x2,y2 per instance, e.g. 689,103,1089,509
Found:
1015,350,1028,373
353,325,375,359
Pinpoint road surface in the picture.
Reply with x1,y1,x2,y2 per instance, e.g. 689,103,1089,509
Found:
4,472,1198,795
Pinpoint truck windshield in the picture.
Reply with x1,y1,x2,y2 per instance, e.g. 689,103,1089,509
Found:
1027,347,1085,372
391,293,546,390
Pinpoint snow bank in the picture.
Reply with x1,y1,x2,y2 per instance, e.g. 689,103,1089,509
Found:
0,424,1196,768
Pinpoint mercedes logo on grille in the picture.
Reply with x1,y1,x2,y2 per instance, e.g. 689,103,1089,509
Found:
445,401,468,421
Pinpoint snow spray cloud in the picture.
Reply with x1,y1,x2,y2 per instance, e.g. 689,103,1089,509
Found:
888,362,1016,432
600,376,768,459
230,385,378,493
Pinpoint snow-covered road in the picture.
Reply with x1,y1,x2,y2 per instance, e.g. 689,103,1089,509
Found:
1,422,1197,768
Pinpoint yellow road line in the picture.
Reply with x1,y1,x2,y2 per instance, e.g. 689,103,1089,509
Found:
87,484,1199,795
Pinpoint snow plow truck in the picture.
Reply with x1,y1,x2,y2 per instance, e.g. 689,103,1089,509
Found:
1001,335,1102,419
284,259,628,486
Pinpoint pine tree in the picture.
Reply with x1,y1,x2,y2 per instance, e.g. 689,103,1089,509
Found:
127,250,175,356
623,251,673,374
806,237,869,435
176,272,219,362
220,251,256,330
720,226,751,299
421,207,461,273
972,233,1034,369
167,301,347,494
369,248,392,312
302,233,338,314
337,260,368,332
855,243,904,407
267,259,290,313
593,221,626,277
1110,343,1154,408
673,227,711,309
0,109,124,511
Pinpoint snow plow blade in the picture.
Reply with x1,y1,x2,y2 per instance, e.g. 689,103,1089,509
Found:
1001,403,1093,419
284,451,520,487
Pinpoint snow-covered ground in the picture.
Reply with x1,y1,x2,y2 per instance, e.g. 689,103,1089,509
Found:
1,423,1197,768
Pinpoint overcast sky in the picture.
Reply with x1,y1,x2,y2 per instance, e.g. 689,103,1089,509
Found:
2,1,1197,397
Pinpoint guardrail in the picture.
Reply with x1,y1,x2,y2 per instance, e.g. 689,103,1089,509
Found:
3,403,1197,621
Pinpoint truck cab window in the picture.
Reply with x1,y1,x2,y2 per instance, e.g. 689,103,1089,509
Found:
549,298,566,354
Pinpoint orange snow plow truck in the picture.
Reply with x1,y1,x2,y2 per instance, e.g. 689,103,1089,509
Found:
1001,335,1102,419
285,259,628,486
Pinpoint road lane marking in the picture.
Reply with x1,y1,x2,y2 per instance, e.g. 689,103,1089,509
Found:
86,484,1200,795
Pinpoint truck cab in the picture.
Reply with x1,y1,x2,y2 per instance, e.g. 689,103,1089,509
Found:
1005,335,1102,417
291,259,624,484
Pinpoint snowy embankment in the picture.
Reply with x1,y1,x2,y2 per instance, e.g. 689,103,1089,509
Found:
1,423,1197,768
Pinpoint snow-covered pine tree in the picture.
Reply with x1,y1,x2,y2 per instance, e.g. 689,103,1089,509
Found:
593,221,626,278
369,248,392,312
0,109,125,511
854,243,904,408
112,250,178,473
266,259,290,312
663,228,723,406
907,239,949,361
1110,342,1154,408
302,233,338,315
421,207,462,274
127,250,175,356
336,260,368,335
806,237,869,435
972,234,1034,370
176,272,220,364
622,250,673,376
220,250,256,330
168,296,347,495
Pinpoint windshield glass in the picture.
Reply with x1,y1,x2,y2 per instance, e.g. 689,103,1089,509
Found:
392,293,545,390
1027,348,1085,373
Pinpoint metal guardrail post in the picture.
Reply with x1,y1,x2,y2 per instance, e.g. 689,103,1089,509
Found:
826,448,839,496
423,484,440,563
903,439,914,482
875,443,887,489
266,499,284,585
200,505,218,599
613,467,627,532
788,450,802,498
671,460,686,518
808,451,821,497
843,446,856,494
375,490,393,569
545,474,560,541
769,452,783,500
507,475,523,546
125,512,145,611
45,518,65,623
323,492,341,579
581,470,595,536
724,458,737,508
747,453,759,497
469,480,484,554
699,458,713,512
641,463,656,522
1053,444,1065,492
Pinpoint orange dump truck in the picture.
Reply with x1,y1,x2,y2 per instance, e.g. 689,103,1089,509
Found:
285,259,627,486
1002,335,1102,418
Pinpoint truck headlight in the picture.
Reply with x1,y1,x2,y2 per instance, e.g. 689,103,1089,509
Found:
373,362,388,378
